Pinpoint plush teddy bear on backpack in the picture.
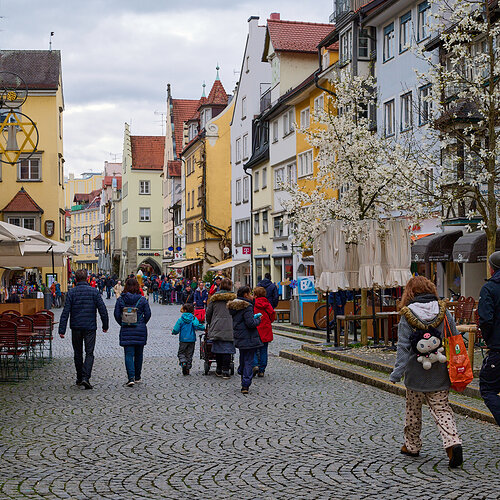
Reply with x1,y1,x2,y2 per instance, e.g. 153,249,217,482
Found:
410,327,448,370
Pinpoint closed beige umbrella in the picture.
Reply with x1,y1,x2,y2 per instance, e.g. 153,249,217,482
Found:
383,220,412,287
357,220,385,289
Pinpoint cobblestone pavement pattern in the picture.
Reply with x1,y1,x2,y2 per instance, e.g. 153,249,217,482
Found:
1,300,499,499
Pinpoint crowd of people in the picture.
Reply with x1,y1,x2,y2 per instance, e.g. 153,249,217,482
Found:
57,258,500,470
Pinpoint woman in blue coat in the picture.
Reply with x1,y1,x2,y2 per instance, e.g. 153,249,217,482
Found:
114,277,151,387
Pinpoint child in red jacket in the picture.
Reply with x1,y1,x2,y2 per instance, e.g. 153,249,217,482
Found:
253,286,276,377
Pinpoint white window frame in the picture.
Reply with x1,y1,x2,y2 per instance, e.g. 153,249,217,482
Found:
18,156,41,181
254,213,260,235
7,217,35,230
298,150,313,178
139,207,151,222
399,11,412,53
282,110,294,137
274,166,285,188
262,168,267,189
358,28,370,58
139,180,151,195
140,236,151,250
241,96,247,119
272,121,278,142
242,176,249,203
286,162,296,183
340,29,353,63
417,1,430,42
383,23,395,62
419,85,432,125
400,92,412,132
236,137,242,163
300,107,310,129
235,178,242,204
273,216,284,238
314,95,324,114
262,211,269,233
243,133,249,160
384,99,395,137
254,171,260,192
122,208,128,224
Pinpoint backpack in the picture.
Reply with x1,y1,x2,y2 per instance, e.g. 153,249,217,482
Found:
121,298,143,326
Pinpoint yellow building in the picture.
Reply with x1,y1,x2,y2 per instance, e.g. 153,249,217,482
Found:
182,77,234,277
0,50,67,289
64,172,103,209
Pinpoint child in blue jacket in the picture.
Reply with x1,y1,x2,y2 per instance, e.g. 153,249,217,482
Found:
172,303,205,375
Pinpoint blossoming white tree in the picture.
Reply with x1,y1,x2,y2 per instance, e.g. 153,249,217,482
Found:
417,0,500,259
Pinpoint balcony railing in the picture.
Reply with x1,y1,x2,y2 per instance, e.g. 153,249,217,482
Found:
333,0,367,22
260,87,271,113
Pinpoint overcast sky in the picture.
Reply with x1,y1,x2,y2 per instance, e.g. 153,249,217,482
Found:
0,1,333,175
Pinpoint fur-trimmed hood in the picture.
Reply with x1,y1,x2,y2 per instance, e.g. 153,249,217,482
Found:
227,298,253,311
400,300,447,330
208,292,236,304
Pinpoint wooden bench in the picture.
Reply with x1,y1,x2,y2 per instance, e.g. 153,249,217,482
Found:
275,309,290,322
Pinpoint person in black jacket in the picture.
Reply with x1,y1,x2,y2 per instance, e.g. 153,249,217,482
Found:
59,269,109,389
105,275,114,299
227,286,262,394
257,273,279,309
478,251,500,426
114,277,152,387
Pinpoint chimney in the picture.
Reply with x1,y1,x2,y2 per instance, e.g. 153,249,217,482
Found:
269,13,280,20
248,15,259,35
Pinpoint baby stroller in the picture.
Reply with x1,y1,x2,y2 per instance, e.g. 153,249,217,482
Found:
199,332,235,376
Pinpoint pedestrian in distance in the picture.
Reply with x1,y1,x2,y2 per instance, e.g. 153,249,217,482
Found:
194,281,208,322
113,280,124,299
105,275,114,299
151,278,159,303
227,286,262,394
206,278,236,379
252,286,276,378
257,273,279,309
114,277,151,387
390,276,463,468
477,250,500,426
172,302,205,375
209,275,223,296
58,269,109,389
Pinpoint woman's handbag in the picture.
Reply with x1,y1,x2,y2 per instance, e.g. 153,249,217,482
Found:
443,314,474,392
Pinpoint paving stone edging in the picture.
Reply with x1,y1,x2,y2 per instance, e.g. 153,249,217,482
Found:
280,349,496,425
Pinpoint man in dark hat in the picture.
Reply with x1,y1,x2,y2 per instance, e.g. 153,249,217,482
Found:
477,251,500,425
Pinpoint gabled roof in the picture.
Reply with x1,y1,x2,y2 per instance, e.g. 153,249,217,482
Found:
2,187,43,213
167,160,182,177
172,99,200,158
131,136,165,170
0,50,61,90
265,19,335,56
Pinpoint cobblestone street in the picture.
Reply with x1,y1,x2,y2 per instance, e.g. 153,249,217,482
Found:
1,300,499,499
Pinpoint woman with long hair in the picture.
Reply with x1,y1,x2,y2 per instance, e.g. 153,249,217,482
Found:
390,276,463,467
114,277,151,387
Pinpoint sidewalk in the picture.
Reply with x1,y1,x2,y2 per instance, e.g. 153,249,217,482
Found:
274,322,496,425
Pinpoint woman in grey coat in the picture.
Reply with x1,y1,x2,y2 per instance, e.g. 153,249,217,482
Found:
390,276,463,468
205,278,236,379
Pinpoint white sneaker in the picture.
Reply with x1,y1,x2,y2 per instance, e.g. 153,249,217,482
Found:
134,378,142,384
125,380,134,387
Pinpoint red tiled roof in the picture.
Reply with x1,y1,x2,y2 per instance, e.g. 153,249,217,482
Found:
167,160,182,177
267,19,335,54
172,99,200,158
102,176,122,189
206,80,228,106
2,187,43,213
131,136,165,170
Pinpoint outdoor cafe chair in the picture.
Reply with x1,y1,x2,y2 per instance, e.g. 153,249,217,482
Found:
0,319,30,381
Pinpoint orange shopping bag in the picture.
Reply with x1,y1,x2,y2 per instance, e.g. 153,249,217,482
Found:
443,314,473,392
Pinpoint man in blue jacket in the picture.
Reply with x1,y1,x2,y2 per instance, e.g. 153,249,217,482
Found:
257,273,279,309
59,269,109,389
478,251,500,426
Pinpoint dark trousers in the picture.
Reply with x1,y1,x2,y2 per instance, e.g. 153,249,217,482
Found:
71,329,96,382
124,345,144,382
254,342,269,373
106,287,112,299
215,353,231,374
480,351,500,426
178,342,195,369
238,348,257,389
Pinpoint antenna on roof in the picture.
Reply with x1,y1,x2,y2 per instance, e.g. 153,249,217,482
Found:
202,81,206,98
154,110,167,135
109,152,120,162
216,63,220,81
49,32,54,51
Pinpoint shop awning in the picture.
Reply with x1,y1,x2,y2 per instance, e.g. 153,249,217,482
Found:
411,230,463,263
208,258,249,271
453,230,500,263
168,259,202,269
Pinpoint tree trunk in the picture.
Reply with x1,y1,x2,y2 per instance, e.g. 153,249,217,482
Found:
360,288,368,345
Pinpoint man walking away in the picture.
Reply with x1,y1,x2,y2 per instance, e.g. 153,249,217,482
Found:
105,275,114,299
59,269,109,389
478,251,500,426
257,273,279,309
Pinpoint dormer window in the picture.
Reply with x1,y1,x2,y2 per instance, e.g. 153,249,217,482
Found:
200,108,212,129
188,123,198,141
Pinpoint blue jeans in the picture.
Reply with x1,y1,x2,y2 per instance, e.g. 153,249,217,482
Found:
238,348,257,389
152,291,159,303
254,342,269,373
480,351,500,426
124,345,144,382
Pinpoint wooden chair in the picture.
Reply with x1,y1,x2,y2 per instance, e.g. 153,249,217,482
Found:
7,316,37,367
29,312,53,360
2,310,21,316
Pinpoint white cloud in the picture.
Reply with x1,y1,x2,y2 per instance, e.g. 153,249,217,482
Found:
0,0,333,175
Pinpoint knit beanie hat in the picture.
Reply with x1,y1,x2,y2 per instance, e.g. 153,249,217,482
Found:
488,251,500,271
